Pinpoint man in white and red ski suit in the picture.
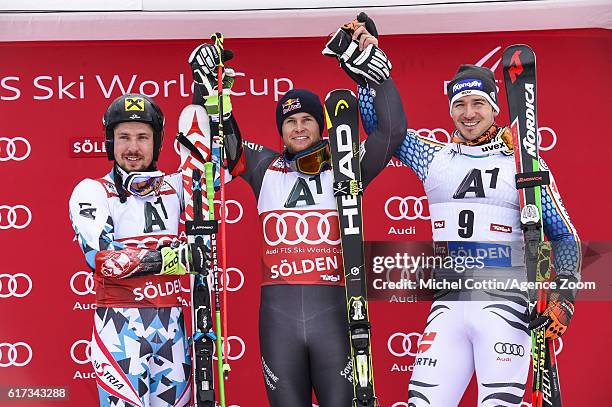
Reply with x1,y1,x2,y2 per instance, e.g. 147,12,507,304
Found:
69,94,192,407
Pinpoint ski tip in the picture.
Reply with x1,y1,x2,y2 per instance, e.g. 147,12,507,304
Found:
504,43,533,51
324,88,357,101
325,106,332,130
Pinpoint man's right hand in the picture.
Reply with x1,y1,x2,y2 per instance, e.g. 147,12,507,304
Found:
322,12,391,86
188,43,236,117
160,243,190,276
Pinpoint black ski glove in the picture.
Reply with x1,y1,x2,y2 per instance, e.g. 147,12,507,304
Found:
322,12,391,86
188,43,236,119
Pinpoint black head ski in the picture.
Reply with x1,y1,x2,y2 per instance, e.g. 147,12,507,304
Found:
324,89,378,407
503,44,562,407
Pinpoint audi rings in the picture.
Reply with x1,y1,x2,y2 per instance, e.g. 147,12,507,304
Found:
384,196,429,221
212,336,245,361
555,337,563,356
207,267,245,292
0,137,31,161
493,342,525,356
214,199,244,224
0,205,32,229
0,342,33,367
70,271,96,296
0,273,33,298
538,127,557,151
387,332,421,357
70,340,92,365
263,211,340,246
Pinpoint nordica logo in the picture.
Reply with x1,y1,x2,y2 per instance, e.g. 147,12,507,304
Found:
452,79,483,94
524,83,537,158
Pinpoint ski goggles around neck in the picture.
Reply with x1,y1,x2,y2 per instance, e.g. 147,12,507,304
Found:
123,170,165,197
286,141,331,175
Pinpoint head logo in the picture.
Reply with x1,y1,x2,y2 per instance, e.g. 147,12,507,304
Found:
0,342,33,367
70,340,92,365
384,196,429,221
124,97,144,111
70,271,96,296
0,205,32,230
0,137,31,161
0,273,33,298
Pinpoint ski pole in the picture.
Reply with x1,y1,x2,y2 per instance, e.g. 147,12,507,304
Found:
212,30,232,386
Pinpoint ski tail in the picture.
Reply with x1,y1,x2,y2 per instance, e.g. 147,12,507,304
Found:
503,44,561,407
324,89,378,407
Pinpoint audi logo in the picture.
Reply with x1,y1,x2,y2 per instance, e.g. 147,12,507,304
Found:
0,273,33,298
0,137,31,161
494,342,525,356
384,196,429,221
0,205,32,229
387,332,421,357
555,337,563,356
0,342,33,367
70,271,95,296
410,128,451,144
263,211,340,246
214,199,244,224
208,267,245,292
212,335,245,361
180,199,243,225
70,339,92,365
538,127,557,151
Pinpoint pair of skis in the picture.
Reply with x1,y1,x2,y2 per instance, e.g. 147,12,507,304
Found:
176,34,231,407
325,90,378,407
503,44,563,407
